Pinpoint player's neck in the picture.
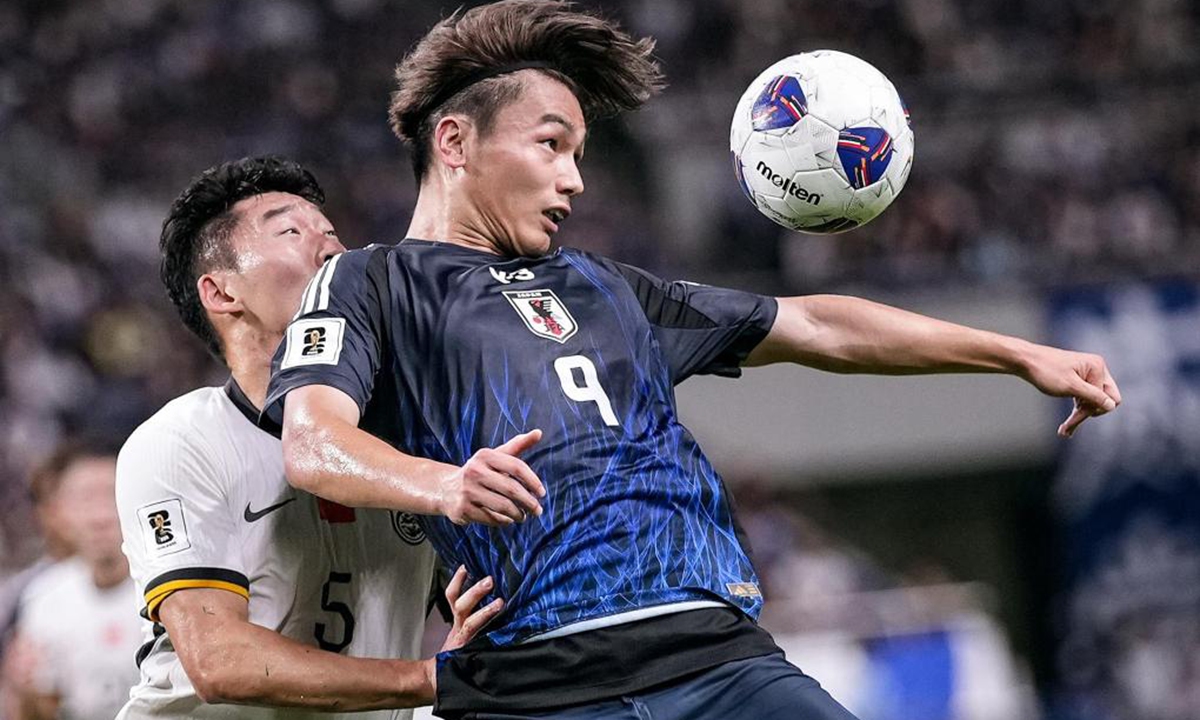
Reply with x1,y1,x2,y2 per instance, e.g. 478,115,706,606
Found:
222,328,280,410
408,185,502,255
89,553,129,590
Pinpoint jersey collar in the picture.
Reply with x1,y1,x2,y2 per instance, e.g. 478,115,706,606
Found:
223,377,262,428
401,237,563,261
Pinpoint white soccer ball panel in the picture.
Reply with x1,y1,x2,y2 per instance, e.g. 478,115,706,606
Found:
729,49,914,235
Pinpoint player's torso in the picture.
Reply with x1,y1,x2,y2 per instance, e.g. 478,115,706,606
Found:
367,242,758,644
375,242,672,446
21,560,142,720
229,434,434,657
182,392,435,657
128,388,434,719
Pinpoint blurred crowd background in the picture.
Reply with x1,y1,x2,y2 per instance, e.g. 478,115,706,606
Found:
1,1,1198,719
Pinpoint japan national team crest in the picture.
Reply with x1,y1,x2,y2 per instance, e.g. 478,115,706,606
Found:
503,289,577,343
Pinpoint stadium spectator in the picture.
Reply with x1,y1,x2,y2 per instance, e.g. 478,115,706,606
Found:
9,449,140,720
0,445,79,718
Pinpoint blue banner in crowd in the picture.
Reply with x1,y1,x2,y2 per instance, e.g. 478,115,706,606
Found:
1048,281,1200,720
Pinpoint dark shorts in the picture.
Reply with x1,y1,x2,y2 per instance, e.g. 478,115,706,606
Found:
451,652,860,720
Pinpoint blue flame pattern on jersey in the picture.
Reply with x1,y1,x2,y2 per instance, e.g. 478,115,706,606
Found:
751,75,808,131
265,242,775,647
837,126,895,189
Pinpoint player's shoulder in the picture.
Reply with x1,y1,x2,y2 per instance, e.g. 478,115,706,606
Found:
17,557,87,617
559,246,669,292
117,386,242,495
296,244,396,316
557,246,633,278
123,386,233,450
337,243,394,270
333,243,400,278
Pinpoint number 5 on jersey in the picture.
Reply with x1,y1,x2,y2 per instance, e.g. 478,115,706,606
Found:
554,355,619,427
315,571,355,652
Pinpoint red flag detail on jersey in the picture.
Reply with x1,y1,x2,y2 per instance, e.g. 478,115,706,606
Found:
318,498,356,523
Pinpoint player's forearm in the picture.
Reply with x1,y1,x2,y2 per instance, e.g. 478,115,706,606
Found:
749,294,1036,376
282,402,452,514
185,615,433,710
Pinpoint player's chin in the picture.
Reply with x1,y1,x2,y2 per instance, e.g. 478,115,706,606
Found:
517,230,553,257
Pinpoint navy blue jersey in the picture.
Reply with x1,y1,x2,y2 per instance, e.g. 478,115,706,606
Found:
264,240,777,646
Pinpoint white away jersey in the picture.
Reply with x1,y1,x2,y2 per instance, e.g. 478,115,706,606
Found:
114,383,437,719
17,558,142,720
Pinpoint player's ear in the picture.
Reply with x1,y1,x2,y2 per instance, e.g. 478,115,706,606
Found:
197,272,243,317
433,115,470,171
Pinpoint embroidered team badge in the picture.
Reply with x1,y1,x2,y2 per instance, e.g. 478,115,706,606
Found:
390,511,426,545
503,289,577,343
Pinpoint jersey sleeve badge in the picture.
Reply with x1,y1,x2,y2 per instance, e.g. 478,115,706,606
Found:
136,498,192,557
281,318,347,369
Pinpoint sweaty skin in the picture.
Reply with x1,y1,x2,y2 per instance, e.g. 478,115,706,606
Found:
282,70,1119,543
136,189,507,713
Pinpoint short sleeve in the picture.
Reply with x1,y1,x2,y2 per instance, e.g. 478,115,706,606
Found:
261,248,387,432
116,423,248,621
608,260,778,383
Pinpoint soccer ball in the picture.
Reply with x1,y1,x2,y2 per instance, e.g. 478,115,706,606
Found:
730,50,914,234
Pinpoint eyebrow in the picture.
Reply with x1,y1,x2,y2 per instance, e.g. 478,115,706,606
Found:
540,113,577,134
261,203,297,222
540,113,586,157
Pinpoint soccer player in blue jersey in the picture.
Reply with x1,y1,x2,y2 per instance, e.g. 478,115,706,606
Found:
263,2,1122,718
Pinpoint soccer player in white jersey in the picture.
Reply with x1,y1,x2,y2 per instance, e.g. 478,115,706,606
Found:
14,448,141,720
114,156,525,719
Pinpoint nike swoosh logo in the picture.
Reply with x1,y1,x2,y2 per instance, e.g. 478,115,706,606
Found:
244,497,297,522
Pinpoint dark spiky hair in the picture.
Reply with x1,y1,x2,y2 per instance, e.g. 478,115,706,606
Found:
389,0,664,182
159,156,324,362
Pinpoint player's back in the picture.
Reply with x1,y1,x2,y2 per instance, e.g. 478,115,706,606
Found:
267,241,776,645
116,385,436,719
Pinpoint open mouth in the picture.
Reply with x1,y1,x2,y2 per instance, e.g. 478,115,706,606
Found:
543,207,569,225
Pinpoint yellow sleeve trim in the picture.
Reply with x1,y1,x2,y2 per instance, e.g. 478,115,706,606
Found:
144,580,250,621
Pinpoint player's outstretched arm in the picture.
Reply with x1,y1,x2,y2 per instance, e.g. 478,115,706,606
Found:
160,567,501,710
745,294,1121,437
281,384,545,525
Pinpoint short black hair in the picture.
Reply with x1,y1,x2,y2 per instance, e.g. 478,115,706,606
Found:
159,156,325,361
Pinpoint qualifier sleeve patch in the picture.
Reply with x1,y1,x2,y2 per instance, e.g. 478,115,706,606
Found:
281,318,346,369
136,498,191,558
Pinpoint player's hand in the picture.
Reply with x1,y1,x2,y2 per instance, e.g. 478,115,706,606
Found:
438,429,546,525
438,566,504,654
426,567,505,695
1,632,39,694
1019,344,1121,438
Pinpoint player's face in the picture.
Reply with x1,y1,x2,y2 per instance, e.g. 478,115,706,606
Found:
59,456,122,564
225,192,346,335
462,72,586,257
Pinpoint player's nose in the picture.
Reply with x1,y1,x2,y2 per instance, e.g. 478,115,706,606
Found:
559,157,584,197
316,233,346,265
